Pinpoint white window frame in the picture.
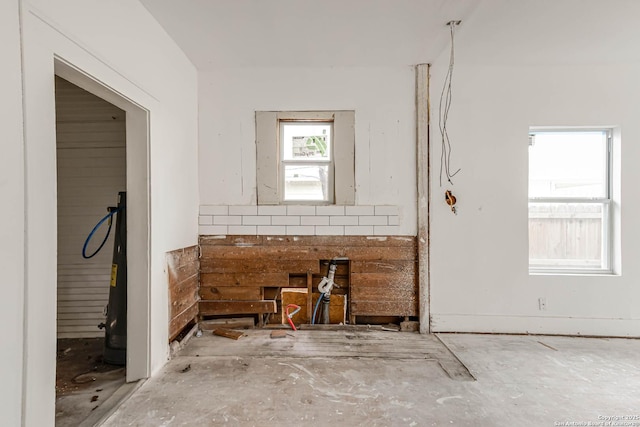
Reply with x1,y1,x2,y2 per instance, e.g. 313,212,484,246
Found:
256,111,355,205
279,120,334,204
528,128,613,275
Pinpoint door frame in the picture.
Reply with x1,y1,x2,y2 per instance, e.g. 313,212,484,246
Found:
54,58,151,382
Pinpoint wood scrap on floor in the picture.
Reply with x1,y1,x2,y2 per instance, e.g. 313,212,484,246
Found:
270,330,287,339
200,317,255,331
213,328,245,340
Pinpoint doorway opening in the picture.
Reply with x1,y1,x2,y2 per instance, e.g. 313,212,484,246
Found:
52,57,151,423
54,76,128,425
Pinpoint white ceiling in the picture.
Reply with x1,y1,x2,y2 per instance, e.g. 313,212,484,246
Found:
139,0,480,69
140,0,640,70
455,0,640,66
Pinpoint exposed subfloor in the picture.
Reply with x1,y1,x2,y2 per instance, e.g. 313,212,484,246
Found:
56,338,126,427
102,331,640,426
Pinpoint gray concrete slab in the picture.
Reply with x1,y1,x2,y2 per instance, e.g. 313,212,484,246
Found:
101,332,640,427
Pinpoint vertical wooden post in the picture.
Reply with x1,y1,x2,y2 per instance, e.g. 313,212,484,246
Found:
348,260,356,325
416,64,430,334
306,270,313,323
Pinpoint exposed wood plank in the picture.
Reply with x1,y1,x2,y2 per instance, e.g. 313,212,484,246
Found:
286,275,309,288
198,235,418,322
306,271,313,321
317,261,350,275
351,300,418,317
200,245,416,261
350,272,417,289
351,260,416,274
200,259,319,274
213,328,245,340
260,236,416,247
270,330,287,339
350,287,417,301
199,235,265,246
170,285,199,319
169,274,199,303
199,300,277,316
200,272,288,287
200,318,255,330
199,286,262,301
289,274,349,290
167,245,200,340
168,302,198,342
201,236,416,248
416,63,430,334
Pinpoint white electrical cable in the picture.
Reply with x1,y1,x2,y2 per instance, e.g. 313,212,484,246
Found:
439,21,462,187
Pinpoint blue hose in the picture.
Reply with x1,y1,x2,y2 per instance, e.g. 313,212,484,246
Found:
311,292,325,325
82,208,121,259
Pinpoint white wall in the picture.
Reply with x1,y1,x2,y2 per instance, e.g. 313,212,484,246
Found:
18,1,199,425
191,0,484,237
199,66,417,235
429,1,640,336
0,1,25,425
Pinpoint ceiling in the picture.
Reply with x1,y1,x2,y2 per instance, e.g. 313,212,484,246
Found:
140,0,640,70
139,0,479,69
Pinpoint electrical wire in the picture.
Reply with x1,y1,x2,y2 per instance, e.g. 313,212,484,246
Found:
439,22,462,187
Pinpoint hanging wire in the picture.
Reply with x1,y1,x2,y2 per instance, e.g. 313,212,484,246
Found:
439,21,462,187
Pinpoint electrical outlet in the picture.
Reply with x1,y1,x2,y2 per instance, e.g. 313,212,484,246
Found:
538,297,547,311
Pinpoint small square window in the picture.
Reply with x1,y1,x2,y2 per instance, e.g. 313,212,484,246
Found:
256,111,355,206
280,122,333,203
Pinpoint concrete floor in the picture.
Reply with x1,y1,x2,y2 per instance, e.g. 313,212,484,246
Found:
101,331,640,426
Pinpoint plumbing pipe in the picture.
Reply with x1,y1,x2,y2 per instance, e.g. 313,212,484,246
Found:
311,293,324,325
285,304,301,331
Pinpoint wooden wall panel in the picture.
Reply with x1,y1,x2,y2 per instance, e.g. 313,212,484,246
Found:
167,245,199,342
199,235,418,321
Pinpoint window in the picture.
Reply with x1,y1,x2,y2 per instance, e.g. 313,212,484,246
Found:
280,121,333,202
256,111,355,205
528,129,612,273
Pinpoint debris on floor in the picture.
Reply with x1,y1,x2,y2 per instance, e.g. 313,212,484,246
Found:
56,338,127,427
213,328,245,340
270,330,288,339
200,317,255,331
56,338,126,396
181,364,191,373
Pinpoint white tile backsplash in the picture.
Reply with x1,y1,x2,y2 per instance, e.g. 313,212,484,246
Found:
199,205,402,236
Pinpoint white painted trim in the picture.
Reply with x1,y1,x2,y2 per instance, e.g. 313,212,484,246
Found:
255,111,278,204
54,59,151,382
431,314,640,338
19,4,198,424
1,1,26,425
334,111,356,205
256,110,356,205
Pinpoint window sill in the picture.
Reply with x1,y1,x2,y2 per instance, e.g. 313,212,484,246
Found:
529,269,618,277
